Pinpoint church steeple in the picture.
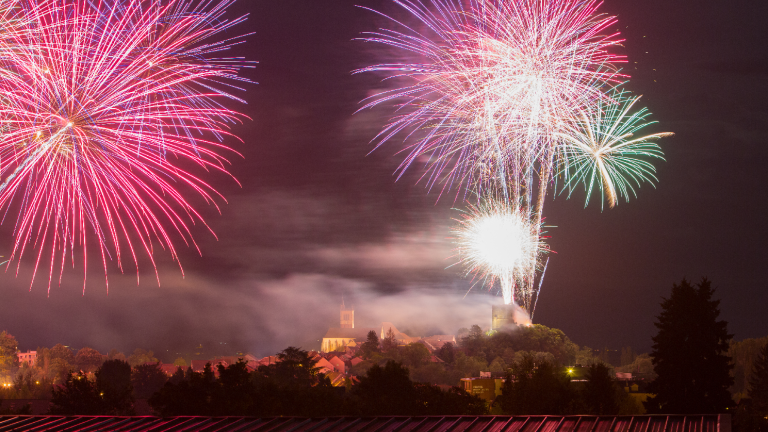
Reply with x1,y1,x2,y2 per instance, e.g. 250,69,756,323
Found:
340,297,354,328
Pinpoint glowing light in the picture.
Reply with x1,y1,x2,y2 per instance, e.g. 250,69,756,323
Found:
453,198,549,306
0,0,254,291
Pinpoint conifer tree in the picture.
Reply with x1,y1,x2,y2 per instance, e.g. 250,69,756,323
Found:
644,278,733,413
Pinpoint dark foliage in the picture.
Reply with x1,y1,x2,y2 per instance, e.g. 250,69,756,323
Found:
131,363,168,399
582,363,619,415
735,343,768,432
353,360,487,415
360,330,380,359
354,360,419,415
499,354,574,414
436,342,456,364
50,372,104,415
645,278,734,414
96,359,134,415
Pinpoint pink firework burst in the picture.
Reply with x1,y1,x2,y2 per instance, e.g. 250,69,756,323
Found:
0,0,254,291
356,0,626,201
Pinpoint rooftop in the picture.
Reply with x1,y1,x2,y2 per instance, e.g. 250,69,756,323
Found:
0,415,729,432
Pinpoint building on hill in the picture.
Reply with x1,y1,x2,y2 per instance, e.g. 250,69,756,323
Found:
321,327,379,353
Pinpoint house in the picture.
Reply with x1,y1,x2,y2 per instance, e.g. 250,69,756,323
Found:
419,335,456,351
328,356,346,374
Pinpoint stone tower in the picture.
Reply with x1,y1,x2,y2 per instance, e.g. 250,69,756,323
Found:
492,304,515,330
340,298,354,328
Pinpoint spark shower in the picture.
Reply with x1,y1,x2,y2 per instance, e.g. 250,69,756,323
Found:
357,0,671,313
0,0,253,291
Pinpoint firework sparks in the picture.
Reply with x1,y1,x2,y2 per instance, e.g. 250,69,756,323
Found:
453,198,549,306
356,0,625,199
557,89,673,208
358,0,669,311
0,0,254,291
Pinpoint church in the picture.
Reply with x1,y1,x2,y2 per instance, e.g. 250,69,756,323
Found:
320,300,425,353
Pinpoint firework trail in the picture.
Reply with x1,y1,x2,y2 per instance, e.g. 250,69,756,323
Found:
358,0,670,310
0,0,254,291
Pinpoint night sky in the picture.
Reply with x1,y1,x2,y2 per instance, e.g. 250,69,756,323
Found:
1,0,767,360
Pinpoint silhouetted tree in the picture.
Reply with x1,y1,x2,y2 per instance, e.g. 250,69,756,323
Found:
645,278,733,414
96,359,134,415
131,363,168,399
50,371,104,415
499,354,574,414
149,363,216,416
582,363,619,415
360,331,380,359
414,383,488,415
745,342,768,430
355,360,418,415
210,360,257,416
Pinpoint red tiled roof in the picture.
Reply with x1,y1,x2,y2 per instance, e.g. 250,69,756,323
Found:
0,415,729,431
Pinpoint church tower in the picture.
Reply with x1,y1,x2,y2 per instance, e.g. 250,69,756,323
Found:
340,298,354,328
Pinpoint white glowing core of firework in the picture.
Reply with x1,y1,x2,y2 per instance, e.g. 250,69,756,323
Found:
471,215,529,270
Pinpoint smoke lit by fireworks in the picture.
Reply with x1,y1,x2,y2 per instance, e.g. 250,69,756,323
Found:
358,0,670,310
0,0,254,291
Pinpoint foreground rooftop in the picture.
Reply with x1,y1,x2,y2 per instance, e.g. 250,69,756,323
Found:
0,414,729,432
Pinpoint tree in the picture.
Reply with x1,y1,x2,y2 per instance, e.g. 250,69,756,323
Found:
131,363,168,399
381,328,397,352
582,363,619,415
0,331,19,376
400,343,430,368
127,349,158,367
436,342,456,364
50,371,104,415
38,344,75,383
173,357,187,367
729,336,768,399
460,325,486,357
96,359,134,415
107,349,126,362
360,331,380,359
75,347,104,373
489,356,507,373
748,342,768,425
499,354,574,415
354,360,417,415
645,278,733,414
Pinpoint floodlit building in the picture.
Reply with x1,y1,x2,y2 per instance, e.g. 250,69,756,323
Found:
17,350,36,366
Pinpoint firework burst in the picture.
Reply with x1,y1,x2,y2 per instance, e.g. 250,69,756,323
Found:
453,197,549,306
0,0,254,291
359,0,670,311
557,89,672,208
